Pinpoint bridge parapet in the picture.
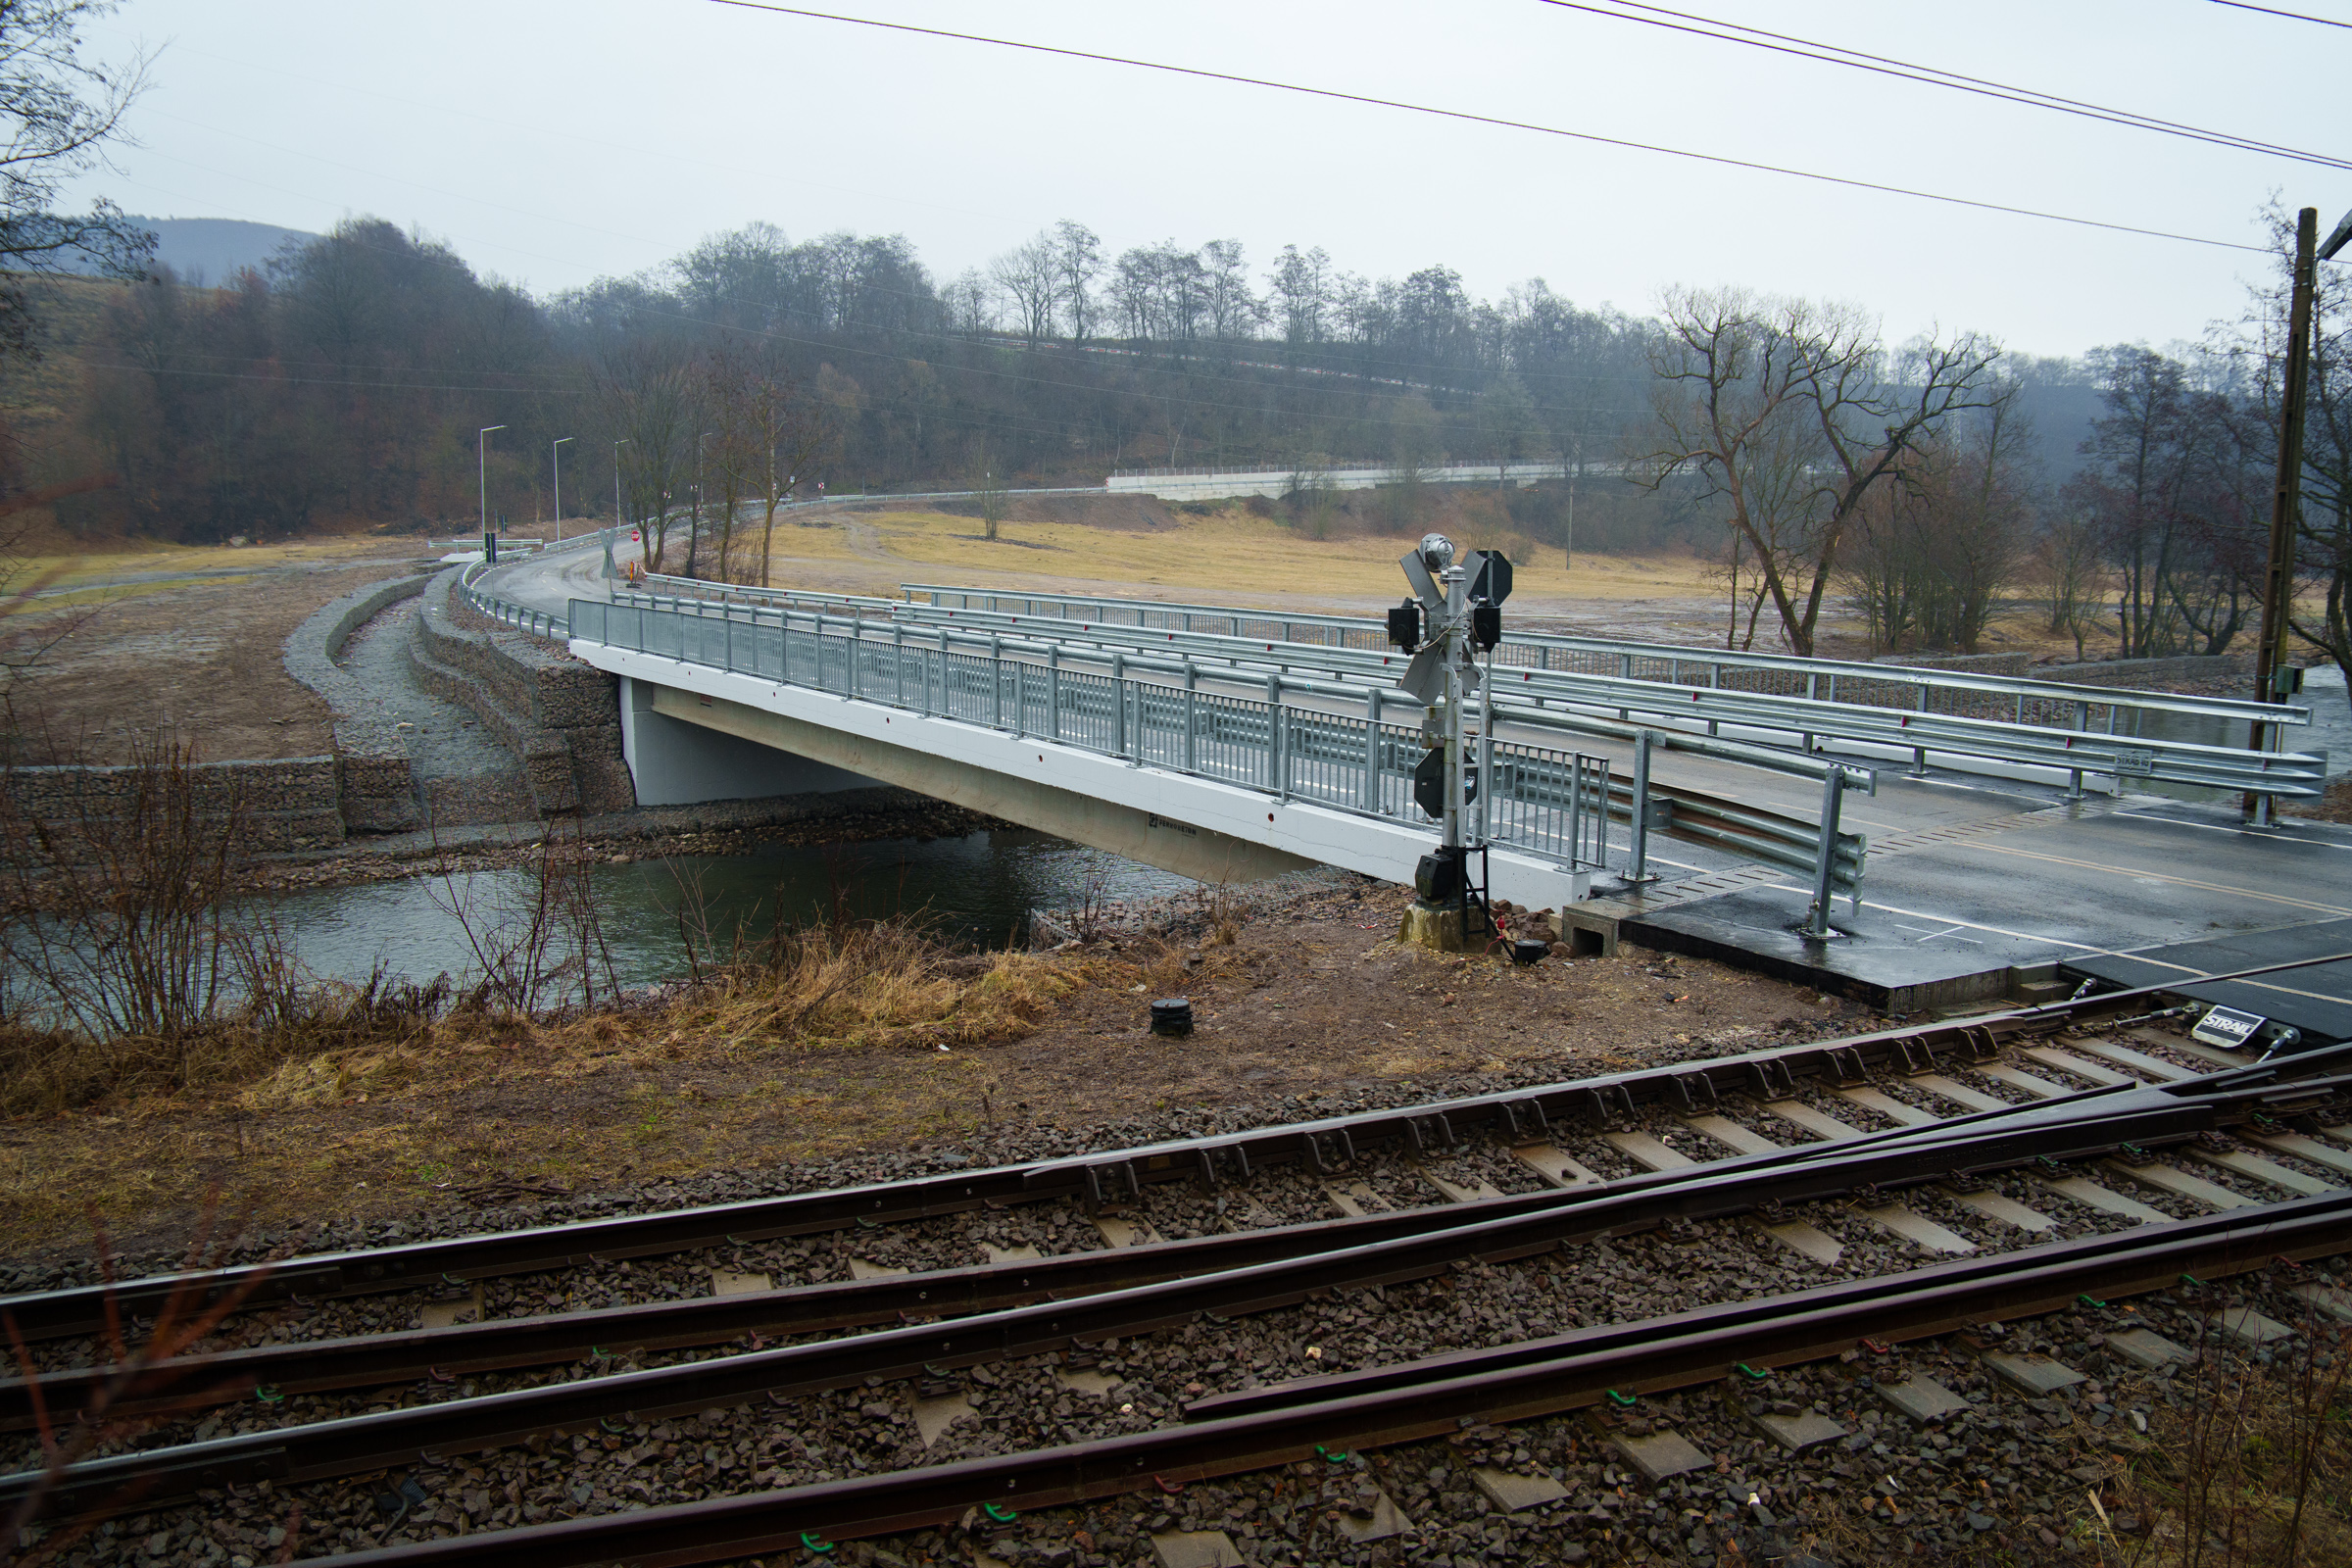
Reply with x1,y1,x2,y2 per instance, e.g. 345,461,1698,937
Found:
568,595,1869,910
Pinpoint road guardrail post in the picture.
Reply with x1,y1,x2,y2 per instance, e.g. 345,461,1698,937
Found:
1806,766,1848,940
1629,729,1656,884
2068,700,2088,800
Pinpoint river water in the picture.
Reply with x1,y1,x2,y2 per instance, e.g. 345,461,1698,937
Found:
268,830,1200,993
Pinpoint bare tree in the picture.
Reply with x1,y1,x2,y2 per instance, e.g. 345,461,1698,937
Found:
1052,220,1102,343
1645,286,2001,655
2036,506,2106,661
971,444,1007,541
0,1,156,368
1201,239,1259,342
990,231,1059,351
593,335,692,574
1839,388,2034,655
943,268,997,336
1266,243,1333,348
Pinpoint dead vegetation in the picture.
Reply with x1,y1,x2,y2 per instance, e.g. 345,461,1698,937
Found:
2092,1308,2352,1567
0,743,1111,1127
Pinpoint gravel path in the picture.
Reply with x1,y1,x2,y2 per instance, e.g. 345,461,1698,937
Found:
333,598,518,782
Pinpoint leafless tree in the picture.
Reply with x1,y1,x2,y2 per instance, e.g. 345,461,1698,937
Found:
1052,220,1102,343
0,1,157,368
1645,286,2002,655
971,444,1007,541
1200,239,1259,342
594,335,692,572
2036,506,2107,662
990,231,1059,351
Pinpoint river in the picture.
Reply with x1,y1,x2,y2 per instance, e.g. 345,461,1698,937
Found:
268,830,1201,993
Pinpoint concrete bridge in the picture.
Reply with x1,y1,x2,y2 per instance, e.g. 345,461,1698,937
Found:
466,544,2352,1010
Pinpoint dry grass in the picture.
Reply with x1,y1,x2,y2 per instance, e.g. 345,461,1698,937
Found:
2092,1313,2352,1567
759,501,1726,615
0,914,1139,1254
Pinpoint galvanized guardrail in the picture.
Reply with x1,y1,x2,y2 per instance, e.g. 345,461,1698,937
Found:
871,584,2326,802
897,580,2306,728
572,595,1869,900
460,561,569,640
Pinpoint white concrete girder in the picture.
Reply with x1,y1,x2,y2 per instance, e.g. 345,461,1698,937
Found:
577,643,1591,908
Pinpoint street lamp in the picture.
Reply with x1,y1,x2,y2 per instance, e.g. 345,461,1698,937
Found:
552,436,573,543
478,424,507,551
605,437,631,584
689,429,715,576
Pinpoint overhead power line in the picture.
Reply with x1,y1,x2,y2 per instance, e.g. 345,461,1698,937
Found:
1545,1,2350,170
2210,0,2352,27
706,1,2267,254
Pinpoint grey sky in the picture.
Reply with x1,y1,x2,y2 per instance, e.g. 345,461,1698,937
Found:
68,0,2349,358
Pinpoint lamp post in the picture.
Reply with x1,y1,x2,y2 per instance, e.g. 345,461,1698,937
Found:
687,429,714,577
478,424,507,560
607,437,630,585
552,436,573,543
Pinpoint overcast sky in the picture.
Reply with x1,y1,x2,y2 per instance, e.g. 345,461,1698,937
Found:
66,0,2350,359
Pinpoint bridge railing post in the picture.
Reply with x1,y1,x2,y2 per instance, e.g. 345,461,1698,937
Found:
1049,646,1062,742
1266,673,1286,799
991,634,1004,729
1183,662,1199,772
1363,689,1381,812
1111,653,1128,758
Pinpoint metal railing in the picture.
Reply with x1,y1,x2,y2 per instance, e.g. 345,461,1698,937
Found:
571,595,1875,893
881,582,2326,801
611,584,1883,791
459,562,569,641
901,581,2305,726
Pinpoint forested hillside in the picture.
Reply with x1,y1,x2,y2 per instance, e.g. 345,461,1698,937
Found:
3,210,2340,674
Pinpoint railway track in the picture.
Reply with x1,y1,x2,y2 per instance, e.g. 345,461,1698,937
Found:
8,958,2352,1563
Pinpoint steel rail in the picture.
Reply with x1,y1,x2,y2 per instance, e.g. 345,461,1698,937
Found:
15,1035,2338,1431
11,1057,2348,1520
4,955,2343,1346
188,1197,2352,1567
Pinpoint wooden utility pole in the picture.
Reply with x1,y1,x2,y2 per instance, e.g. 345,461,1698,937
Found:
2248,208,2319,823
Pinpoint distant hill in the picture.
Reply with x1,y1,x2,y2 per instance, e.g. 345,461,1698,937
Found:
60,216,318,286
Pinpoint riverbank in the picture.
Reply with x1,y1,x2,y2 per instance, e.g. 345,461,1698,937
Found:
238,794,1014,895
0,874,1860,1270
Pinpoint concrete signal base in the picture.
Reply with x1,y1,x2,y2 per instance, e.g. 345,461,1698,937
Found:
1398,900,1489,954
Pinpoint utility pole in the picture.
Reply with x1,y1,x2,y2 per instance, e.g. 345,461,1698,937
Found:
2248,205,2352,823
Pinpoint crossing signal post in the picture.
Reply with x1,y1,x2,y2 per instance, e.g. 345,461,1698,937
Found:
1390,533,1513,952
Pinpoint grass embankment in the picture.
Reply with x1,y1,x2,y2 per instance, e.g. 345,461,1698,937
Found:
0,911,1150,1255
758,503,1718,614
